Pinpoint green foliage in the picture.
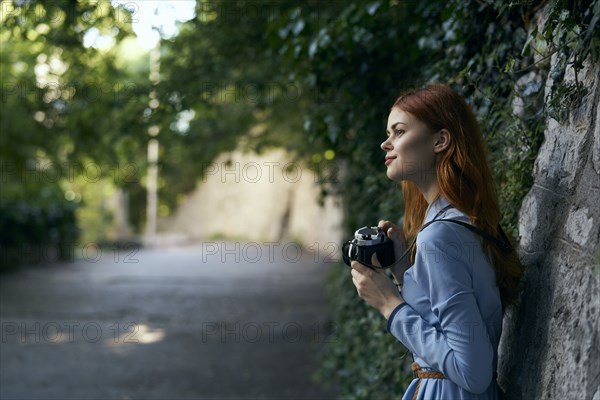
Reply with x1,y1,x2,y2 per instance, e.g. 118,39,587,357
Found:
0,0,144,168
0,178,79,270
0,0,149,263
541,0,599,121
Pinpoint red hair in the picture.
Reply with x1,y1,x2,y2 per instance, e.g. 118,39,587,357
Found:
393,83,523,313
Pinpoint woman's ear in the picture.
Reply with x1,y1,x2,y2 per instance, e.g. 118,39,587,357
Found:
433,129,451,153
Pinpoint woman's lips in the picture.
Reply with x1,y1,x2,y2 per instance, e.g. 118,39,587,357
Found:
385,157,395,166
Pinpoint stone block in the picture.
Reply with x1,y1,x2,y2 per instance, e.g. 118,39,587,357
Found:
541,251,600,399
518,185,564,260
564,206,596,247
512,71,544,118
536,58,598,195
533,117,588,194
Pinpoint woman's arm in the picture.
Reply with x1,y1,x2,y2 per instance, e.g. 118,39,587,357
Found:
386,223,495,394
350,255,405,319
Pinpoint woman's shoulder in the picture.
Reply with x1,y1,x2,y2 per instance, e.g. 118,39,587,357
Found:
416,209,478,248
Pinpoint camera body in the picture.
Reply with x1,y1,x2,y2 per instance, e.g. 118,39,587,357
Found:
342,226,395,269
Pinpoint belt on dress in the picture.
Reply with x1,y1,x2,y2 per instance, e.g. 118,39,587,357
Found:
411,362,446,400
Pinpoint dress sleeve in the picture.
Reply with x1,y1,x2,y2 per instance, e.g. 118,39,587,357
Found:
386,223,494,394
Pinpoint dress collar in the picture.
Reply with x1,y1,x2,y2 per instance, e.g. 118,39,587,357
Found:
423,194,453,225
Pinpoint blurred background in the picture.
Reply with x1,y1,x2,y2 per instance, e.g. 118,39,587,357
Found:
1,0,598,399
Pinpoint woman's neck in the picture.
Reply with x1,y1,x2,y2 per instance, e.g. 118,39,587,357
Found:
415,179,440,205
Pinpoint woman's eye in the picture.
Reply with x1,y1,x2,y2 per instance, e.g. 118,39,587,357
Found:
394,130,404,136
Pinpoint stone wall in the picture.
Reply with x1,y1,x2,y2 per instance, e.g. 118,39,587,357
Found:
497,11,600,400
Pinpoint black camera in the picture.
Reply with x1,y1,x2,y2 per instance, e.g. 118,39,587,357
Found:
342,226,396,269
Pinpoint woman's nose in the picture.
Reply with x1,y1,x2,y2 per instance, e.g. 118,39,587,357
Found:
381,138,392,151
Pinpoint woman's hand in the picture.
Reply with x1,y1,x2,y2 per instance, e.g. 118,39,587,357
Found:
378,219,411,285
350,253,405,319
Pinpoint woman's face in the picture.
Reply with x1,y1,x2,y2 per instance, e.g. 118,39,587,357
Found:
380,108,439,183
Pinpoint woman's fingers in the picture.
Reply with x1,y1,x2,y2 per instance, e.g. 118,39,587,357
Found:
351,256,384,293
350,260,370,274
378,220,406,242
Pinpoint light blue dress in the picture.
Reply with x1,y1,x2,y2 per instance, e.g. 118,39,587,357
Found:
387,194,503,399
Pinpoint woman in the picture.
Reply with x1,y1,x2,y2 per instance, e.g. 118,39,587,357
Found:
350,83,523,399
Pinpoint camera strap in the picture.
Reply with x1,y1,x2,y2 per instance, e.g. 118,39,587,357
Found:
422,218,514,253
395,204,513,266
419,204,513,253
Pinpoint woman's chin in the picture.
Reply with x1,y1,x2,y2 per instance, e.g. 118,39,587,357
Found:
386,170,403,182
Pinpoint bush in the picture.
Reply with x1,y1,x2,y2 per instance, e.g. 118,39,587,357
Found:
0,180,79,271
